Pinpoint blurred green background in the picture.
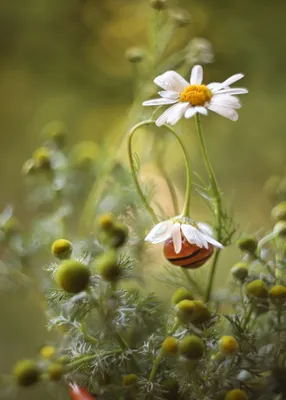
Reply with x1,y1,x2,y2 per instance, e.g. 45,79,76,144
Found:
0,0,286,398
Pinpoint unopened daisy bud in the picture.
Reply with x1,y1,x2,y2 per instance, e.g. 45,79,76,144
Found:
162,337,179,355
33,147,52,170
225,389,248,400
95,251,121,281
273,220,286,238
192,300,211,324
179,335,204,360
231,262,249,282
125,47,144,63
40,346,56,360
175,299,196,323
171,287,193,305
98,214,115,231
47,364,64,381
219,336,239,356
245,280,268,299
269,285,286,304
170,8,191,27
236,235,258,254
13,360,40,387
123,374,138,387
57,355,70,365
55,260,90,293
271,202,286,222
108,222,128,248
150,0,168,10
51,239,73,259
22,159,36,176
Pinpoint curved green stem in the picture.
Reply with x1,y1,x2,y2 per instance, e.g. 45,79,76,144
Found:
128,120,192,220
194,115,222,303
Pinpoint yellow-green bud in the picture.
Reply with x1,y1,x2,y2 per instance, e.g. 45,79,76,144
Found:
13,360,40,387
98,214,115,231
33,147,52,170
96,251,121,281
162,337,178,355
269,285,286,304
225,389,248,400
236,235,258,253
123,374,138,387
231,262,249,282
40,346,56,360
51,239,73,259
179,335,204,360
22,159,36,176
47,364,64,381
271,202,286,222
125,47,144,63
55,260,90,293
171,287,193,305
107,222,128,248
57,355,70,365
219,336,239,356
150,0,168,10
176,300,210,324
273,220,286,238
245,280,268,299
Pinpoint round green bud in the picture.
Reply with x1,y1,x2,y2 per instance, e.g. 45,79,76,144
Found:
123,374,138,387
236,235,258,254
219,336,239,356
22,159,36,176
271,202,286,222
40,346,56,360
55,260,90,293
269,285,286,304
33,147,52,170
98,214,115,231
106,222,128,248
96,251,121,281
47,364,64,381
179,335,204,360
176,300,211,324
43,121,67,148
171,287,193,305
162,337,179,355
192,300,211,324
231,262,249,282
225,389,248,400
51,239,73,259
150,0,168,10
161,378,179,400
57,355,70,365
245,280,268,299
125,47,144,63
273,220,286,238
13,359,40,387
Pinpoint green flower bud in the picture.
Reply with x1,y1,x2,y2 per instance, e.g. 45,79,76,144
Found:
57,355,70,365
33,147,52,170
236,235,258,254
219,336,239,356
231,262,249,282
43,121,67,148
225,389,248,400
176,300,211,324
271,202,286,222
123,374,138,387
95,251,121,281
125,47,144,63
51,239,73,259
162,337,179,355
161,378,179,400
47,364,64,381
13,359,40,387
150,0,168,10
179,335,204,360
40,346,56,360
245,280,268,299
22,159,36,176
171,287,193,305
55,260,90,293
107,222,128,248
269,285,286,304
273,220,286,238
98,214,115,231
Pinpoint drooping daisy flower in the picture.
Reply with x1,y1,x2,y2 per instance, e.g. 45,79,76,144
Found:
143,65,248,126
145,217,223,269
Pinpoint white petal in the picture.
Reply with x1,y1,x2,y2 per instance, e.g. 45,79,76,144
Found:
208,104,239,121
210,94,241,109
213,88,248,95
172,222,182,254
181,224,209,249
197,222,214,236
154,71,188,92
156,102,189,126
195,106,208,115
201,233,224,249
143,98,178,106
207,82,221,91
220,73,244,87
190,65,203,85
184,106,197,119
158,90,179,100
145,220,173,244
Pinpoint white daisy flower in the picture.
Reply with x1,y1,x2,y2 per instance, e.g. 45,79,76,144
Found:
145,216,223,254
143,65,248,126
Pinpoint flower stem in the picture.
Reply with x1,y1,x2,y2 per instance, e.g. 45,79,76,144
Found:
149,347,164,381
194,114,222,303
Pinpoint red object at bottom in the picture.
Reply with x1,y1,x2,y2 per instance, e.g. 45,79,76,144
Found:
69,383,96,400
163,237,214,268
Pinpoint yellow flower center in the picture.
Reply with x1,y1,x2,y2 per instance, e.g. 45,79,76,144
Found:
179,84,212,106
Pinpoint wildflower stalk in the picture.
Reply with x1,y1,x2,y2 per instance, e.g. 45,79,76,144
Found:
194,114,222,303
149,347,165,381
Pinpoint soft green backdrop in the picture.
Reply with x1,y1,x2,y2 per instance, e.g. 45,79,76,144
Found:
0,0,285,398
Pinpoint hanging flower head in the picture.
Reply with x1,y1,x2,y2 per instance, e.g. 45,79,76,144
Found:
145,216,223,269
143,65,248,126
